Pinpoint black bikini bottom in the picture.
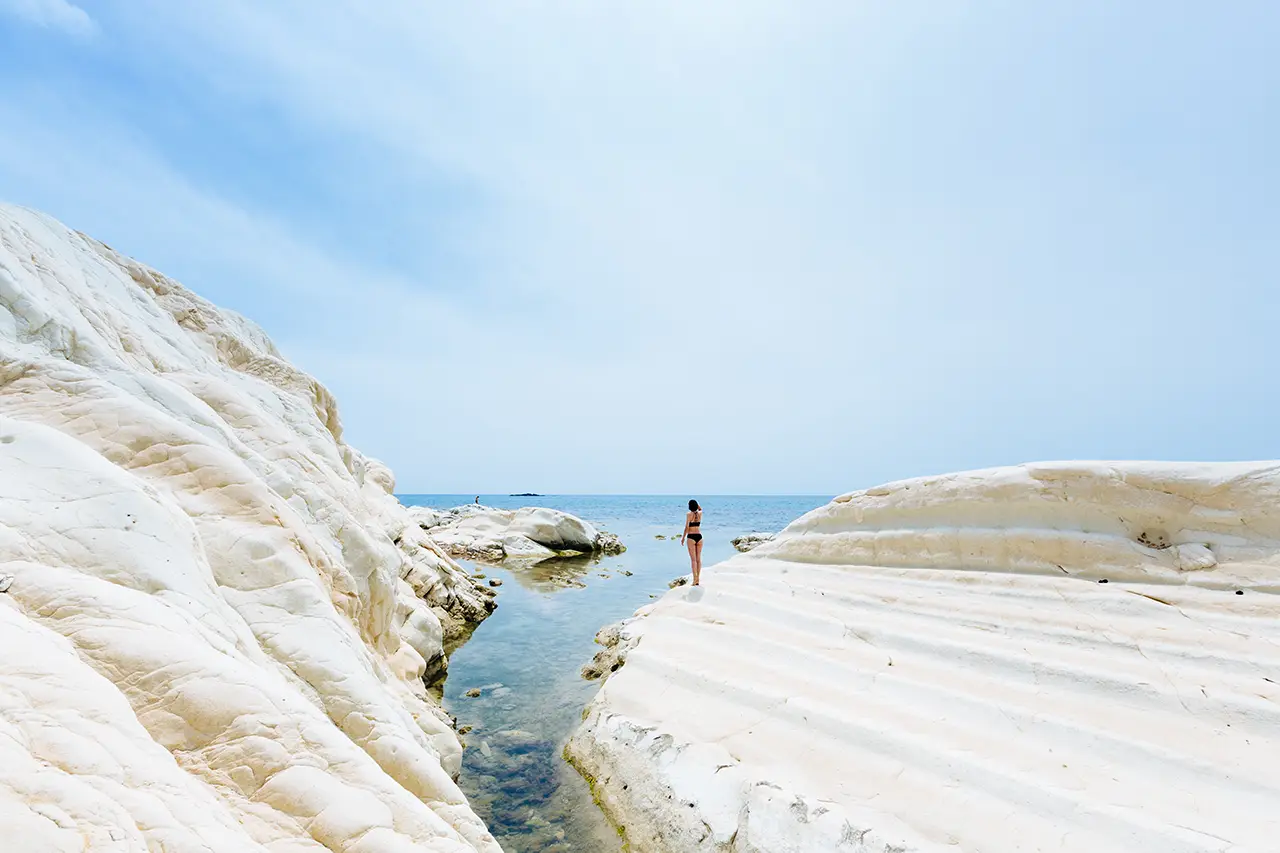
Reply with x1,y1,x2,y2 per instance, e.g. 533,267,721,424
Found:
688,533,702,543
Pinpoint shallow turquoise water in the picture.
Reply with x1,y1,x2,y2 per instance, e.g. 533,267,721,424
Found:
399,495,828,852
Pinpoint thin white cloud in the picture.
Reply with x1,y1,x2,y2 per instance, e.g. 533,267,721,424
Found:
0,0,95,36
4,3,1279,491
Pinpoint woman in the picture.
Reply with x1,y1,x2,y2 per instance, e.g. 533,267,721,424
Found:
681,499,704,586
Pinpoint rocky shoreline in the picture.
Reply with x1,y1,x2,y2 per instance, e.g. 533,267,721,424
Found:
5,202,1278,852
730,531,774,552
566,463,1280,852
0,205,501,852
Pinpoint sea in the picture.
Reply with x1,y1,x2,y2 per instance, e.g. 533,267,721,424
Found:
396,495,830,853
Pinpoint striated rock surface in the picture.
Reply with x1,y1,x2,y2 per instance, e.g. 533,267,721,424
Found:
569,462,1280,853
413,504,625,564
730,532,774,552
0,204,500,851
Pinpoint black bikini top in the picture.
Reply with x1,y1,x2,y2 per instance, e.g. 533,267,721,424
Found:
689,515,701,527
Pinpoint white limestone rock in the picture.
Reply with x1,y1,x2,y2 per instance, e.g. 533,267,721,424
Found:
0,204,500,852
730,532,774,552
415,504,625,563
579,616,645,681
569,461,1280,853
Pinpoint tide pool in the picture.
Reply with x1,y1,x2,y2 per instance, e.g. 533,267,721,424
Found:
398,495,827,852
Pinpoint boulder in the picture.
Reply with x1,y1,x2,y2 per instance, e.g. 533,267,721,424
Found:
508,507,599,552
418,504,626,564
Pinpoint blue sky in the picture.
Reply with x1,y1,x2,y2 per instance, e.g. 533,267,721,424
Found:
1,1,1277,494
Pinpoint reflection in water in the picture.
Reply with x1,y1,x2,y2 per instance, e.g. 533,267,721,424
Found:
444,556,627,853
503,553,602,591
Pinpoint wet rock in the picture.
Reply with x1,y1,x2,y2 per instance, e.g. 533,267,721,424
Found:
582,618,641,682
732,532,775,552
464,688,483,698
0,575,13,593
596,531,626,555
488,578,503,587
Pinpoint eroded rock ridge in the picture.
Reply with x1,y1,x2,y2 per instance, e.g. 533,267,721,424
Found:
0,205,499,852
570,462,1280,852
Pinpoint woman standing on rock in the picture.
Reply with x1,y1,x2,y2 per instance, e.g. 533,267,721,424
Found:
682,499,704,586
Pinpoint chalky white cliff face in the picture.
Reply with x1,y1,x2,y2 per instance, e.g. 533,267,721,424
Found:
0,205,500,852
570,462,1280,853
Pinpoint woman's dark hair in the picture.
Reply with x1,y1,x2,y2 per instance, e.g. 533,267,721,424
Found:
688,499,700,512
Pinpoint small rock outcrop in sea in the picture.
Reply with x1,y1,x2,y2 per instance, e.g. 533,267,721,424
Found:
569,462,1280,853
0,204,500,852
730,531,775,552
412,504,626,564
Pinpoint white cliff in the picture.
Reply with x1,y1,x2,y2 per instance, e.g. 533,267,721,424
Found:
414,505,625,564
0,205,500,852
569,462,1280,853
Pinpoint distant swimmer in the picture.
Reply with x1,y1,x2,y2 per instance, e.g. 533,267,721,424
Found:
475,495,480,504
681,499,704,586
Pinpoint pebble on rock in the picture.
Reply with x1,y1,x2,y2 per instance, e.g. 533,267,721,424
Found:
0,575,13,593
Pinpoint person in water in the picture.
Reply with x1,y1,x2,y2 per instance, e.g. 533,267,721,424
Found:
681,499,704,586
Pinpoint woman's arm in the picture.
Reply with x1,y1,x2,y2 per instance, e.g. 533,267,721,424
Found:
681,512,690,544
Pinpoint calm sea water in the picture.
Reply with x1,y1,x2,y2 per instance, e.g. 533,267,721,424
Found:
397,495,829,853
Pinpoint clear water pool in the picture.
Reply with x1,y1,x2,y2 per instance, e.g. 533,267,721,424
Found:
399,495,828,852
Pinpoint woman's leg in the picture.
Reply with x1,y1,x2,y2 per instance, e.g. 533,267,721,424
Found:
694,539,704,583
687,538,698,583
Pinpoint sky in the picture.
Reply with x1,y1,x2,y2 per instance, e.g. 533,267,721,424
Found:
1,1,1277,495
